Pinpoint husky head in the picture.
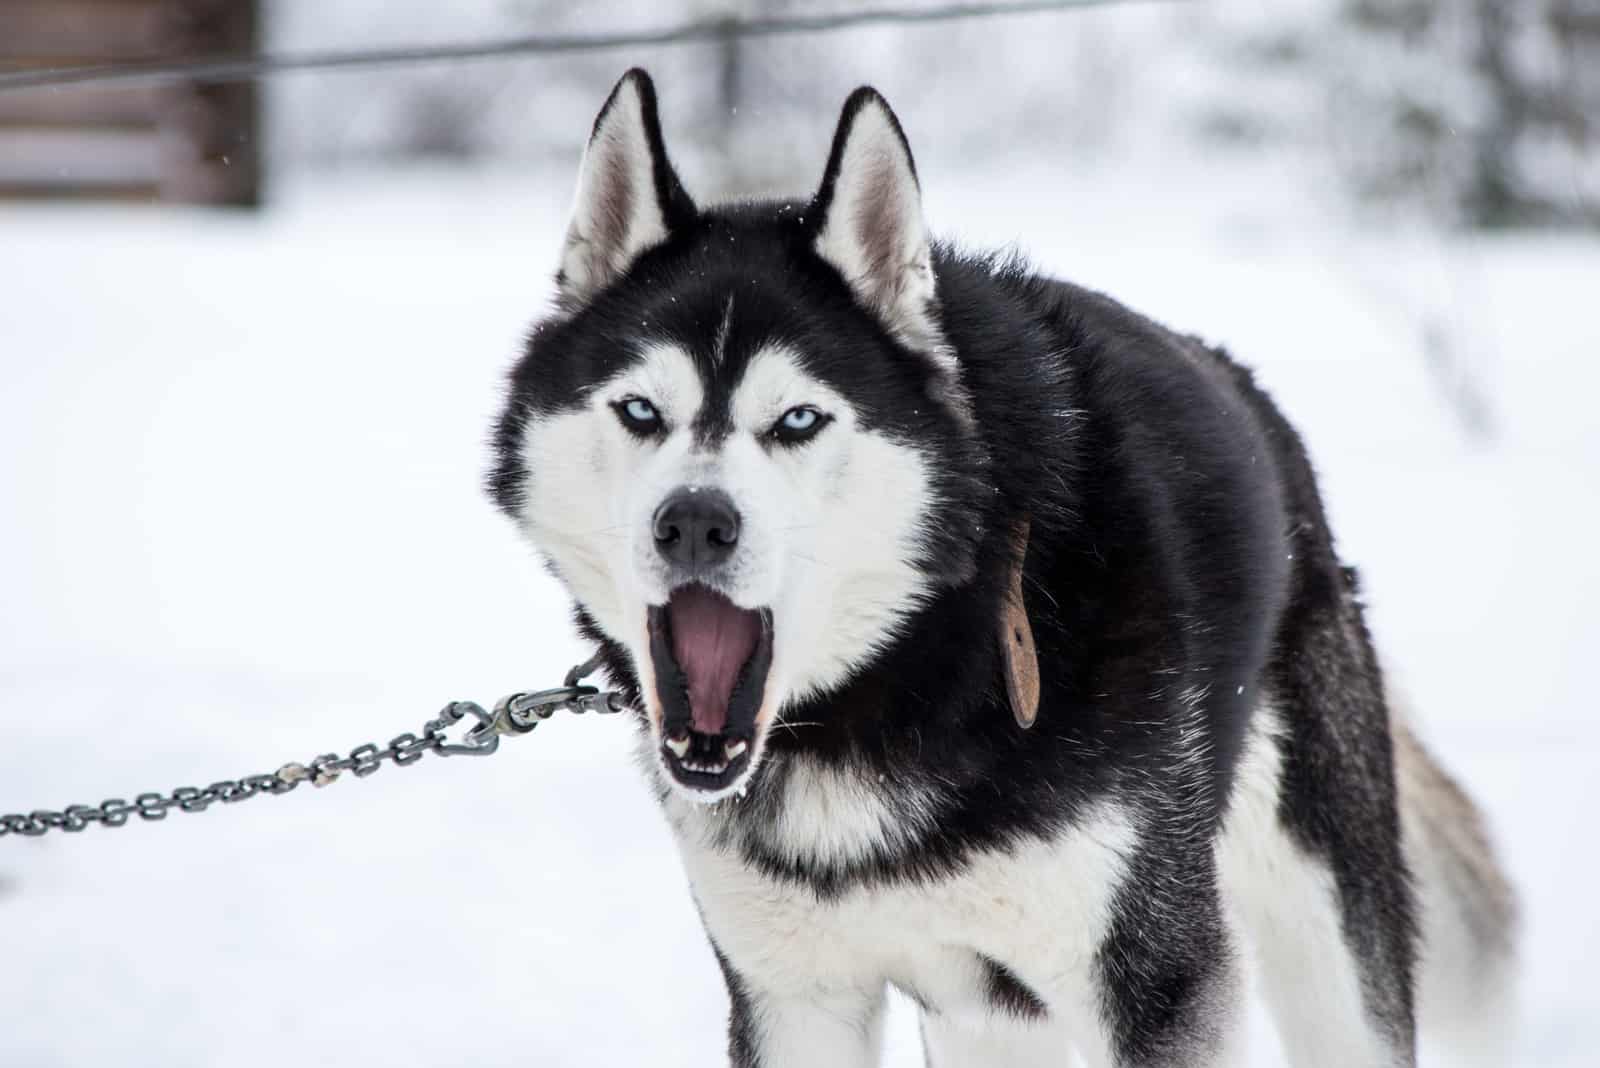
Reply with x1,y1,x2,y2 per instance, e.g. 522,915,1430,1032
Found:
491,70,983,801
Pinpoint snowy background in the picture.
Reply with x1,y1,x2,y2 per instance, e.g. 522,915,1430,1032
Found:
2,2,1598,1066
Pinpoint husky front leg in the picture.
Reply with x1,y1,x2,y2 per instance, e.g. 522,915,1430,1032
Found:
1078,843,1247,1068
717,950,887,1068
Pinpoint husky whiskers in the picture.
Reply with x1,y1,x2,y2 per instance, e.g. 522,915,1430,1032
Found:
490,70,1517,1067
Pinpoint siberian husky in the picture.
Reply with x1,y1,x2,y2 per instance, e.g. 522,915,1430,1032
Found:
490,69,1518,1067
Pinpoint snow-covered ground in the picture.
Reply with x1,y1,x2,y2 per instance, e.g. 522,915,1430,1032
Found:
2,162,1596,1066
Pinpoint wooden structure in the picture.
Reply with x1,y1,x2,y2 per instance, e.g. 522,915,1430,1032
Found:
0,0,260,206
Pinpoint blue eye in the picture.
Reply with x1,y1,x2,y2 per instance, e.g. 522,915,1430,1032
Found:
770,405,830,445
615,397,662,436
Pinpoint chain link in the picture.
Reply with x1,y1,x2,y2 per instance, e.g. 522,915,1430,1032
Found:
0,659,623,839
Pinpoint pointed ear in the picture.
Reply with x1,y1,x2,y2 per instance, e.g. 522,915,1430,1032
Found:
556,69,695,307
811,88,948,364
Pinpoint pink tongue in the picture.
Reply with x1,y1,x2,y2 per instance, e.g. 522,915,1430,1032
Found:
669,586,760,735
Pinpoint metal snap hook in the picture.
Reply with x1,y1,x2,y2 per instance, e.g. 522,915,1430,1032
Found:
429,701,502,756
494,686,596,733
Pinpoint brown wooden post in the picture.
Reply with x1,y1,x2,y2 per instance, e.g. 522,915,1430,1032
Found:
159,0,261,207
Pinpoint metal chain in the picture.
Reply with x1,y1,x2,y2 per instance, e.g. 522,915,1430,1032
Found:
0,656,623,839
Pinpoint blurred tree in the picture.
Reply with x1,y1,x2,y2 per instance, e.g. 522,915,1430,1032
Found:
1334,0,1598,227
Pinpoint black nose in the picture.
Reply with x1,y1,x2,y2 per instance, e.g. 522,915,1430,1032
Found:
653,488,740,569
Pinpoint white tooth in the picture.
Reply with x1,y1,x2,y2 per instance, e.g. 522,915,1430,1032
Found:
724,739,748,760
665,734,690,758
681,759,729,776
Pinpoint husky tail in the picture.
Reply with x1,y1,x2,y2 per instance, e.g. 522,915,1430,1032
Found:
1392,717,1520,1062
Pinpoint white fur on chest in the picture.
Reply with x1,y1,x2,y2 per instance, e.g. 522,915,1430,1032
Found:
660,757,1138,1026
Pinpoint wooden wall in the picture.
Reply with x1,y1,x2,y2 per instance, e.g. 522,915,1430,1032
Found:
0,0,260,206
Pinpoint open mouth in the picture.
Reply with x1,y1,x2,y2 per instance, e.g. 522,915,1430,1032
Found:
648,585,773,794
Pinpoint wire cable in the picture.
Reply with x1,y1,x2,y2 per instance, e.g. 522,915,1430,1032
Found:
0,0,1177,95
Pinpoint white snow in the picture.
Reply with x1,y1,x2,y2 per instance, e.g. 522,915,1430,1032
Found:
1,161,1596,1066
